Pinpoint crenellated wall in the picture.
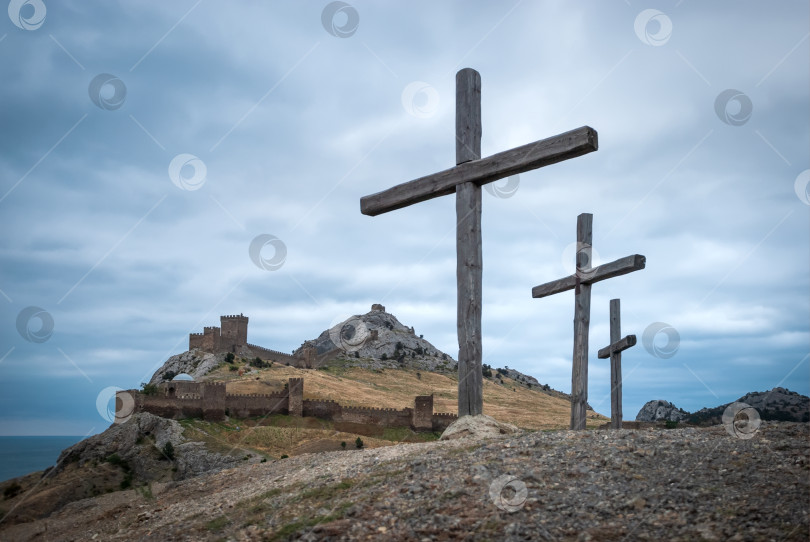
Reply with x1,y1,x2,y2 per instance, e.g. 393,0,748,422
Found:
119,378,457,432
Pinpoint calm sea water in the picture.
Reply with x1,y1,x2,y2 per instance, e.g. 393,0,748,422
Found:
0,436,85,482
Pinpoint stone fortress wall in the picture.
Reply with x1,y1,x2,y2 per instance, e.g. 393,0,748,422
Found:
119,378,456,433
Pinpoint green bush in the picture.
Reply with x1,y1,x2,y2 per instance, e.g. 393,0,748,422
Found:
162,441,175,461
4,482,22,499
140,382,159,396
355,437,364,449
280,454,289,459
665,420,679,429
380,353,387,361
341,441,346,449
225,352,235,364
162,370,177,381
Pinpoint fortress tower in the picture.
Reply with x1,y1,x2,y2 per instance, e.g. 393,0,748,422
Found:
220,314,248,352
288,378,303,417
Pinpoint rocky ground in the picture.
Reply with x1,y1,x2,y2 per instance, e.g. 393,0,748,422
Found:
1,421,807,541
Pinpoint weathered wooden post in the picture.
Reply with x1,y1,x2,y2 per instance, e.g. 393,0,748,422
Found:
361,69,599,417
532,213,645,430
597,298,637,429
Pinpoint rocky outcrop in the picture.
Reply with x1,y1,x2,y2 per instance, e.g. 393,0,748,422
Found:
687,387,809,425
295,306,457,372
637,388,809,425
439,414,521,440
149,350,223,384
635,400,690,422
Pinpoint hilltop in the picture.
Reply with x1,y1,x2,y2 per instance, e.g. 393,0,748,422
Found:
1,422,806,541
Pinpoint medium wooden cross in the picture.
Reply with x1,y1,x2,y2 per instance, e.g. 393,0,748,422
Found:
361,68,598,417
597,298,636,430
532,213,645,429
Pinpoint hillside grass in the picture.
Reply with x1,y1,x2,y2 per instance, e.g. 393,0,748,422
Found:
203,362,607,430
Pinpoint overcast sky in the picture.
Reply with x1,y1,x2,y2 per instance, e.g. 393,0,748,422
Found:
1,1,807,435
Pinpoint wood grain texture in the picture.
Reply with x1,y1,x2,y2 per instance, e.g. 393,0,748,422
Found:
455,68,481,165
360,126,598,216
531,254,646,299
455,70,483,417
570,213,593,431
456,182,483,416
597,334,637,359
609,299,622,429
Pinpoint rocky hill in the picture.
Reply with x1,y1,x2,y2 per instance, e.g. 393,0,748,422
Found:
294,304,456,372
2,422,807,541
636,387,809,424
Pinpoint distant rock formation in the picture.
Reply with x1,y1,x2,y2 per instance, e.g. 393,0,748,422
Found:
635,400,689,422
439,414,521,440
295,304,457,372
636,388,809,425
149,350,223,384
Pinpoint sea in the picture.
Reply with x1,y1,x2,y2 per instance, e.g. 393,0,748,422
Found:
0,436,85,482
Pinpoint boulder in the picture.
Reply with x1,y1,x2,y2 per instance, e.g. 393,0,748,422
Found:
439,414,521,440
635,400,689,422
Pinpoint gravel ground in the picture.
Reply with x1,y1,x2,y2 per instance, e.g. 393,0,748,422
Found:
2,422,807,541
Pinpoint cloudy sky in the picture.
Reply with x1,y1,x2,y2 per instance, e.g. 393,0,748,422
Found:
1,1,807,435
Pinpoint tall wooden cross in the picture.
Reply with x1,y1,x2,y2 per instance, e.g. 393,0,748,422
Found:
597,298,637,430
361,68,598,417
532,213,645,429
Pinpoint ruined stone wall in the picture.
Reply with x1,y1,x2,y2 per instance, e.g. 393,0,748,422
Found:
432,412,458,432
302,399,341,420
287,378,303,417
338,406,412,427
189,332,204,351
413,395,434,431
247,344,300,366
225,393,288,418
202,326,220,352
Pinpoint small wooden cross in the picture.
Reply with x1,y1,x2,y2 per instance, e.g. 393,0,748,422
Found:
361,69,598,417
532,213,645,430
597,298,636,430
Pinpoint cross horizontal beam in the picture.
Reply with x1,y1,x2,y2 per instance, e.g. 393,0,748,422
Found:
598,334,637,359
360,126,598,216
532,254,646,299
